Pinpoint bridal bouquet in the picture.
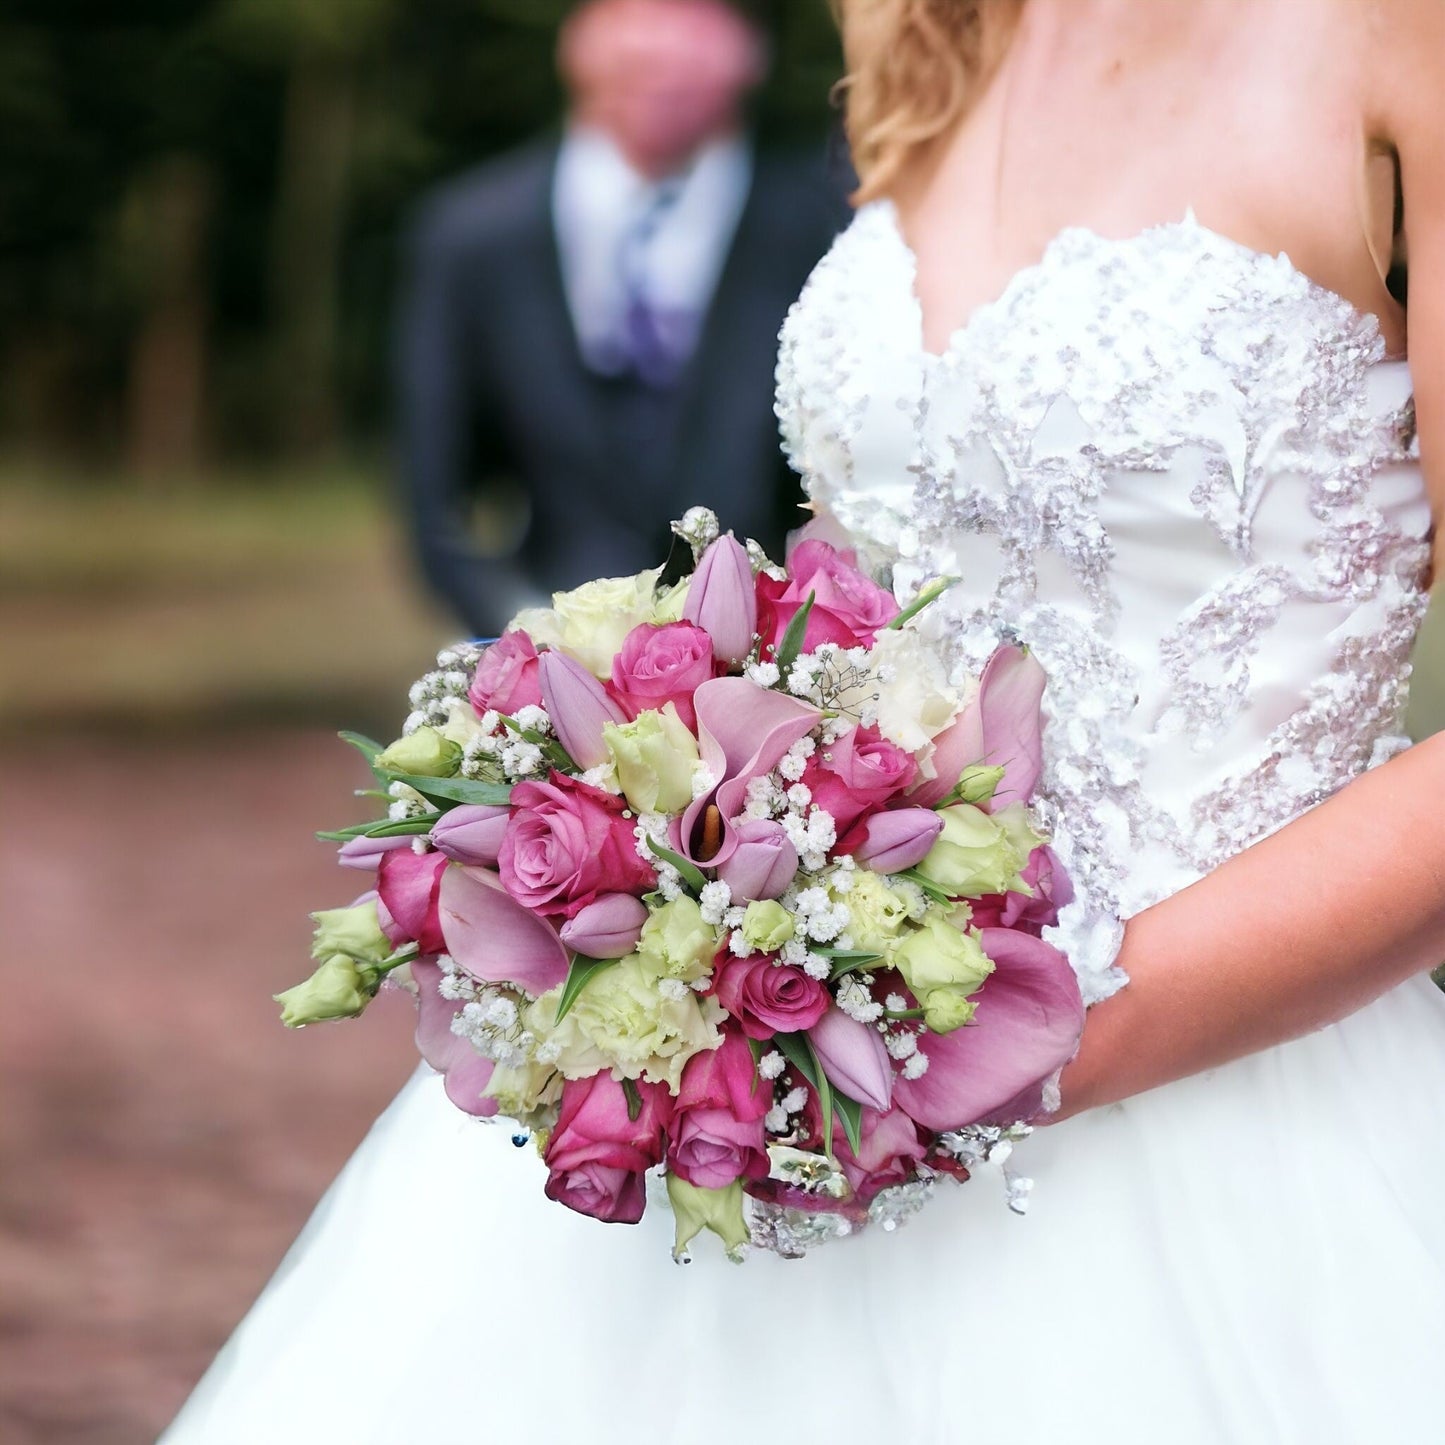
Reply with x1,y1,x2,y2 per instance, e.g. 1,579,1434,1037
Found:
278,510,1084,1259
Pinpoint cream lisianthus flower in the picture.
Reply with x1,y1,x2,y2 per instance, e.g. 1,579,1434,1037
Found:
740,899,795,954
309,899,391,963
275,954,373,1027
539,955,725,1092
916,802,1043,898
483,1059,564,1132
638,897,720,983
603,705,700,815
513,569,663,677
892,912,994,1034
835,869,912,954
666,1176,750,1262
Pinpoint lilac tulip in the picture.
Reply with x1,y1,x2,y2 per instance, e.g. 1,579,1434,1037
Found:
538,648,627,771
336,833,412,871
891,928,1084,1130
910,645,1047,809
438,863,570,995
716,818,798,902
411,957,498,1117
559,893,649,960
683,534,758,666
809,1006,894,1113
851,807,945,874
430,804,510,867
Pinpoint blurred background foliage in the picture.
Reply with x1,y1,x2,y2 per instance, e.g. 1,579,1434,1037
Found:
2,0,1444,738
1,0,843,470
0,0,846,735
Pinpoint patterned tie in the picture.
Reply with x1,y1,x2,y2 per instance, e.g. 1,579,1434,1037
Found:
615,177,690,388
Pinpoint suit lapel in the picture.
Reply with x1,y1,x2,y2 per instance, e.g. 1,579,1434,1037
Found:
670,161,782,495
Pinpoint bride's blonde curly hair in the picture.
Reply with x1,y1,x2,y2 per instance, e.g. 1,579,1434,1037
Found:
833,0,1022,201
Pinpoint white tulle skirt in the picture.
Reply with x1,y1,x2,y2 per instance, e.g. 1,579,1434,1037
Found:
162,973,1445,1445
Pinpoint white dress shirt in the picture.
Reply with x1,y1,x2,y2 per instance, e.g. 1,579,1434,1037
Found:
551,125,752,376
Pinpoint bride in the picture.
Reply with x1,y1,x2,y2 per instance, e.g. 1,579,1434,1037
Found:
164,2,1445,1440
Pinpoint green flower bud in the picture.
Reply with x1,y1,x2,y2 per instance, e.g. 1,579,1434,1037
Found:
740,899,795,954
920,988,977,1034
952,763,1007,807
603,705,700,815
377,726,462,779
666,1175,751,1262
309,899,391,964
275,953,375,1027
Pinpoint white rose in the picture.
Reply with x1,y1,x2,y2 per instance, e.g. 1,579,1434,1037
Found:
512,569,663,677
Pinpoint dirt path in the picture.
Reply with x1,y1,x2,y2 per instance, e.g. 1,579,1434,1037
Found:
0,732,419,1444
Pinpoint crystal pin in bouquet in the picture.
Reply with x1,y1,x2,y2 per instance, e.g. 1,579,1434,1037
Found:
277,508,1084,1259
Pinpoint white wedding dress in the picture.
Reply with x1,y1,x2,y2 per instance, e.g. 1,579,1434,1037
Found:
164,201,1445,1445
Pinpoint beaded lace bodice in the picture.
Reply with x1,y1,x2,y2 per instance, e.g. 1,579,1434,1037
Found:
776,200,1431,1001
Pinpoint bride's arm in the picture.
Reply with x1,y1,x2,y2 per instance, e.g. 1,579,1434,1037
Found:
1055,20,1445,1120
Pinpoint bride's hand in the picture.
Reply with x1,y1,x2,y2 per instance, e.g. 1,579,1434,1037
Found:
1040,730,1445,1122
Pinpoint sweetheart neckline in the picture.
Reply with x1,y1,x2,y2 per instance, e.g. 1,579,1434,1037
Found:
868,197,1408,371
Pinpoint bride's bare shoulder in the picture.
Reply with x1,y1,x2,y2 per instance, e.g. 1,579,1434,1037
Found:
1362,0,1445,122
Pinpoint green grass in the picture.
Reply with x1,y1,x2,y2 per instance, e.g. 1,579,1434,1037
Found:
5,462,1445,743
0,464,452,733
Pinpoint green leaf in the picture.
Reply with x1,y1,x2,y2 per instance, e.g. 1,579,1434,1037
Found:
386,773,514,808
774,1031,835,1159
747,1036,770,1096
772,589,816,674
621,1077,643,1123
819,948,885,982
832,1089,864,1157
340,730,393,786
885,575,960,631
645,836,708,895
495,713,577,773
554,954,617,1024
315,812,443,843
894,868,955,907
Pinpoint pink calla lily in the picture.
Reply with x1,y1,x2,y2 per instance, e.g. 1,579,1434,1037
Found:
808,1006,894,1113
910,645,1047,809
411,957,498,1117
891,927,1084,1131
675,677,820,867
438,863,571,994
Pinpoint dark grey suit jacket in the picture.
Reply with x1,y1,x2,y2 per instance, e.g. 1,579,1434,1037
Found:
395,137,848,636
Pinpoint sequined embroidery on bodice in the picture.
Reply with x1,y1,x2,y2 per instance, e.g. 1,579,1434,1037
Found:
776,200,1430,1000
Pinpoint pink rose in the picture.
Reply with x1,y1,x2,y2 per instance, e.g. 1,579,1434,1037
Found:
803,724,918,834
608,622,717,730
468,629,542,716
498,772,656,919
833,1106,927,1204
966,845,1073,935
712,953,829,1040
376,848,448,954
756,540,900,654
543,1073,673,1224
668,1030,770,1189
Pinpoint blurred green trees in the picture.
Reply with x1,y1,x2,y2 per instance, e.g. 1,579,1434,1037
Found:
0,0,842,474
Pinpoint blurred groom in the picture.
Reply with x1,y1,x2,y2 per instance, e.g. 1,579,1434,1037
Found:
396,0,846,637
